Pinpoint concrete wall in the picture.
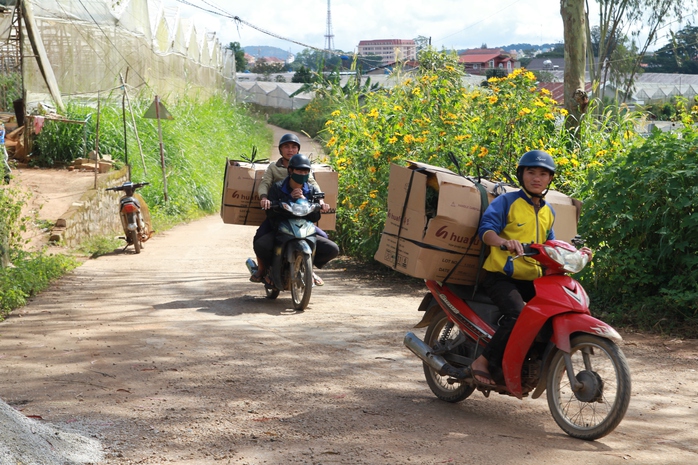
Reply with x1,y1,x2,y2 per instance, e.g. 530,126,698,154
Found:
49,167,131,247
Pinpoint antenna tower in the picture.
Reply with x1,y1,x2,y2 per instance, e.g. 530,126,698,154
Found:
324,0,334,54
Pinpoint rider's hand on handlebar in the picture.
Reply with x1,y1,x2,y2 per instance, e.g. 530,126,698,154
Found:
260,198,271,210
580,247,593,261
320,201,330,213
500,239,524,256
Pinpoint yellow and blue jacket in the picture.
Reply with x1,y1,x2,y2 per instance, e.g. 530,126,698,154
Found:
478,190,556,281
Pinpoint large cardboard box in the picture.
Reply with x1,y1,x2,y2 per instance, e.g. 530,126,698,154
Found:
375,234,482,285
220,159,338,230
375,161,580,283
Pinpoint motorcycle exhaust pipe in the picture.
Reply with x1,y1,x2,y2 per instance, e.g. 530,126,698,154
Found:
404,332,449,374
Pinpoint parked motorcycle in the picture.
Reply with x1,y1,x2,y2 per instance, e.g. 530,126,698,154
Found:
404,238,631,440
247,194,324,311
105,181,151,254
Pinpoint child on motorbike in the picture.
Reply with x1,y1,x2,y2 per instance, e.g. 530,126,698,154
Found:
252,154,338,282
470,150,591,386
251,133,329,285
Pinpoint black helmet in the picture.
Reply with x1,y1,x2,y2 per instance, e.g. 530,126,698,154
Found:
278,133,301,151
288,153,311,170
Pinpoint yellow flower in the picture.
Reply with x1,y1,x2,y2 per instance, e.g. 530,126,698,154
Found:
369,166,377,173
367,108,379,118
327,136,337,147
369,190,378,199
325,120,334,126
525,71,536,80
404,134,415,144
412,87,421,96
349,113,357,120
393,105,403,112
533,100,546,107
388,136,398,144
478,147,489,158
488,96,498,104
559,108,568,116
373,151,381,159
331,110,341,116
544,113,554,120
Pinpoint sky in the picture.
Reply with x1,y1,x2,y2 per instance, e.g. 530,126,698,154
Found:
167,0,568,54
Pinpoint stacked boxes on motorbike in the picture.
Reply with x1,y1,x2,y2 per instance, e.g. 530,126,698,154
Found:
374,160,581,285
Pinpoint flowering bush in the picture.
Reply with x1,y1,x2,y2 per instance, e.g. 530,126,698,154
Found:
322,49,638,260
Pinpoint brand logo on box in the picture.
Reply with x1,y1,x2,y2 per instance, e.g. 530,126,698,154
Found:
434,225,481,246
387,208,409,226
231,190,260,201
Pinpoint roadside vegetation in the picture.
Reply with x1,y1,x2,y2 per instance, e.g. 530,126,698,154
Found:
2,49,696,335
0,93,272,320
278,48,696,336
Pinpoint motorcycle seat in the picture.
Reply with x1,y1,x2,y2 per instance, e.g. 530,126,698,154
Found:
445,283,494,305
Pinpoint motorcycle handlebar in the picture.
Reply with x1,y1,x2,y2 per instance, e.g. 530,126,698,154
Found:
105,182,150,192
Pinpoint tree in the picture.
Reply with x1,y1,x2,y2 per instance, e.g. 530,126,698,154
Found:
561,0,587,129
292,66,314,83
537,43,566,58
413,35,431,52
646,25,698,73
586,0,696,104
226,41,247,73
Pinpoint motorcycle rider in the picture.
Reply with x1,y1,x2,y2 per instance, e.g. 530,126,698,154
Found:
252,154,338,284
251,133,329,285
470,150,592,386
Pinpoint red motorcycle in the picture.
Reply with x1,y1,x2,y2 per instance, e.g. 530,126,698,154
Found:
404,239,631,440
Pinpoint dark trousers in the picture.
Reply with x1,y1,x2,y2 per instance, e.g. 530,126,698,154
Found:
253,231,339,270
481,271,536,369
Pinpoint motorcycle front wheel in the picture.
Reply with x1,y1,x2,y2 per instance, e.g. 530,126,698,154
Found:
546,334,631,440
423,308,475,402
128,229,141,254
290,251,313,310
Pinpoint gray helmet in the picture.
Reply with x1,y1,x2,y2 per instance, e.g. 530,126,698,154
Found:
278,133,301,152
288,153,311,170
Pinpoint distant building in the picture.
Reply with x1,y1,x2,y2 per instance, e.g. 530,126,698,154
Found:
458,48,519,75
357,39,417,66
527,57,565,71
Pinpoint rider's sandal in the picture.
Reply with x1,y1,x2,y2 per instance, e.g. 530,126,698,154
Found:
249,271,265,283
313,272,324,286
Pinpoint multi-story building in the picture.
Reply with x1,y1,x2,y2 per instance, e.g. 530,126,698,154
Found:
357,39,417,66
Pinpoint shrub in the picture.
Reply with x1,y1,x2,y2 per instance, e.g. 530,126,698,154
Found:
579,128,698,335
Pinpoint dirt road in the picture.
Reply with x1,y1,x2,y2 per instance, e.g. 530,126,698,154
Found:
0,213,697,464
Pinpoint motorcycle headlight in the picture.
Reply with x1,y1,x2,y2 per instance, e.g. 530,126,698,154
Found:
543,245,589,274
290,199,313,216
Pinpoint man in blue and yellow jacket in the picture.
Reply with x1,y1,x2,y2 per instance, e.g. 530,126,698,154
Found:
470,150,557,386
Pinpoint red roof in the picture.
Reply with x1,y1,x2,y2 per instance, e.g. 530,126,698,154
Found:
459,52,502,64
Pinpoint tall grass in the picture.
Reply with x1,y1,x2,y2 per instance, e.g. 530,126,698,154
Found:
33,92,272,229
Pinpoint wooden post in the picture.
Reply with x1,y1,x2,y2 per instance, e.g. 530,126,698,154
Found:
93,91,100,189
120,73,147,176
155,95,168,202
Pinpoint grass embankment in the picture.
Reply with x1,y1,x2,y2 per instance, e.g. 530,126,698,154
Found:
0,94,271,319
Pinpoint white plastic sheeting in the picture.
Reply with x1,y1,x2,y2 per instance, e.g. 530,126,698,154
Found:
3,0,235,108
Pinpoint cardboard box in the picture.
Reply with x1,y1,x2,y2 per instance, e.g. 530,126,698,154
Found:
374,233,482,285
220,159,338,230
376,161,580,283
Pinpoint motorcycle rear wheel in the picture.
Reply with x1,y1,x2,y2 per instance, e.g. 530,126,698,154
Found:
423,308,475,402
546,334,631,440
129,230,141,254
290,251,313,310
